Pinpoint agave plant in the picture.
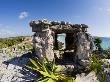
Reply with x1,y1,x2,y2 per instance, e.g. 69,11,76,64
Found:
26,55,75,82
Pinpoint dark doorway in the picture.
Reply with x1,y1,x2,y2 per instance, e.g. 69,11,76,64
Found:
65,33,75,50
62,52,74,64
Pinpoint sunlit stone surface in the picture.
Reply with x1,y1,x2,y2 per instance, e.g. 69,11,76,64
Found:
30,19,93,62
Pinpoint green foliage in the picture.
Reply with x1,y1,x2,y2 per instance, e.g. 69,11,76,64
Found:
105,48,110,59
94,37,102,44
94,37,103,53
89,54,107,82
89,54,103,75
58,41,64,50
25,44,32,51
0,36,24,48
100,72,107,82
26,55,76,82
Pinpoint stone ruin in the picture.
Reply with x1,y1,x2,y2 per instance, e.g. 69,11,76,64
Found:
29,19,94,65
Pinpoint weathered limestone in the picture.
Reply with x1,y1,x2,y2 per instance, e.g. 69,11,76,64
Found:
32,27,54,60
0,52,37,82
30,19,93,62
76,32,93,60
75,71,99,82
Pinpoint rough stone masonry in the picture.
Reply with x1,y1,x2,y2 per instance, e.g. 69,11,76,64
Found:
30,19,94,64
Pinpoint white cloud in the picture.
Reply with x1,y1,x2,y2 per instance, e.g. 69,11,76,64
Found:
107,8,110,12
0,24,32,38
0,29,16,38
19,11,28,19
98,7,110,14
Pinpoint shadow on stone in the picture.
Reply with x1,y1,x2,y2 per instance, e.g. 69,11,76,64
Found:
2,52,38,82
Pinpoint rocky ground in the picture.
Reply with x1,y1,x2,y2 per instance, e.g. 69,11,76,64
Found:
76,71,98,82
0,51,98,82
1,51,110,82
0,52,37,82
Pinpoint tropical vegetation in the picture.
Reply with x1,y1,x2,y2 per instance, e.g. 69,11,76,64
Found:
26,37,110,82
105,48,110,59
94,37,103,53
26,55,76,82
0,36,25,48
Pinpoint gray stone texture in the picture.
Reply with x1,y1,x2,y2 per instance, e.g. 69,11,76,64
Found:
0,52,36,82
30,19,94,61
76,71,99,82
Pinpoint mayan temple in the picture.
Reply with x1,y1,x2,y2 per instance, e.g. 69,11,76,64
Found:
30,19,93,64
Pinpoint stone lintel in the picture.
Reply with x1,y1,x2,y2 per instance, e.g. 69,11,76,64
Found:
30,19,89,32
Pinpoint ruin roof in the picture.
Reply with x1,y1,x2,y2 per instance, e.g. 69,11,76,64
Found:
29,19,88,32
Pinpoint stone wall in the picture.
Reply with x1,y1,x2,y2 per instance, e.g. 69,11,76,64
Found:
30,19,94,62
32,29,54,60
76,32,93,60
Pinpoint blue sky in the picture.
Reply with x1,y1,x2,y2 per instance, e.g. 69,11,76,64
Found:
0,0,110,38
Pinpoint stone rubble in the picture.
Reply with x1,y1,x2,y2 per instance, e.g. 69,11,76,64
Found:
75,71,99,82
0,52,36,82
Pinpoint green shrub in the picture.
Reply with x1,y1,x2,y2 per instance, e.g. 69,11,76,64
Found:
100,72,107,82
89,54,103,75
89,54,107,82
105,48,110,59
0,36,24,48
94,37,103,53
26,55,75,82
